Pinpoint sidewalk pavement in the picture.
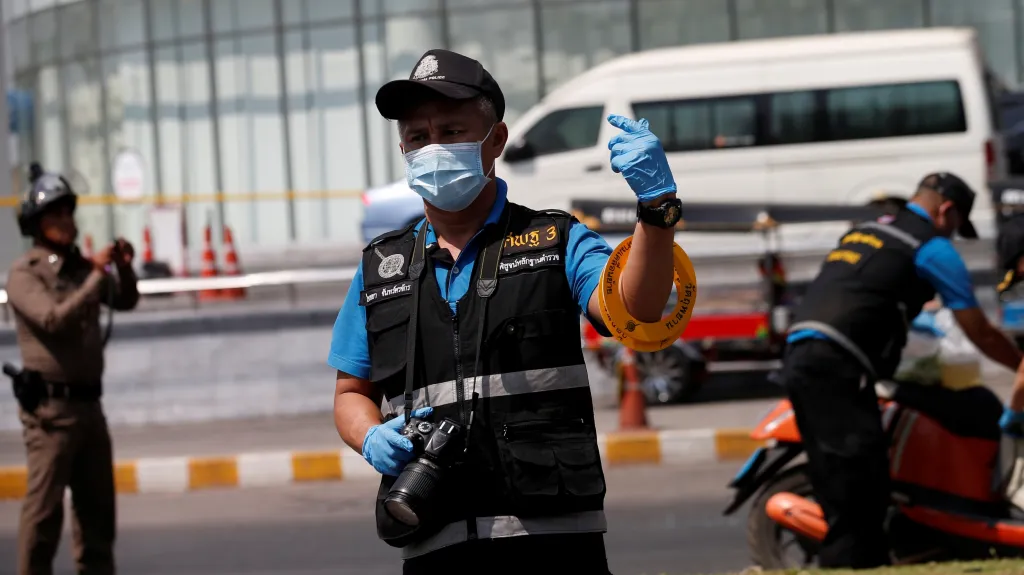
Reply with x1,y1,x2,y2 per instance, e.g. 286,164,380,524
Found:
0,397,781,501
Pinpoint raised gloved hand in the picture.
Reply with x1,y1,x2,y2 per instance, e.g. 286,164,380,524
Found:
362,407,434,476
1000,405,1024,438
606,114,677,203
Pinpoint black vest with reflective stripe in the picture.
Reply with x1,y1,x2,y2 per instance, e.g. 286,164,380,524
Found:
790,209,938,378
359,201,606,547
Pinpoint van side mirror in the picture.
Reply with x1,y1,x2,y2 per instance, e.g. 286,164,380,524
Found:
503,140,535,164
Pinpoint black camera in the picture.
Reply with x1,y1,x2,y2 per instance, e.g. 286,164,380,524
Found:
384,416,463,527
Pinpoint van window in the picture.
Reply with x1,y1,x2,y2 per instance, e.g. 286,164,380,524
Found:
769,91,818,145
634,97,757,152
521,106,604,157
632,79,968,154
825,81,966,141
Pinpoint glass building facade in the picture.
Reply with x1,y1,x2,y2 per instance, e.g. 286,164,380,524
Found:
7,0,1024,253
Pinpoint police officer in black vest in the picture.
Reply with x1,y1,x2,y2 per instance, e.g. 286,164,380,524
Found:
783,172,1024,568
327,49,682,574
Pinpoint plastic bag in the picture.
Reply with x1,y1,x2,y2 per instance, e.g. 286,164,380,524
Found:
894,308,983,389
933,308,983,390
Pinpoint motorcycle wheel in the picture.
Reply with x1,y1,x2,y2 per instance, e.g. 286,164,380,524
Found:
635,345,703,404
747,464,822,570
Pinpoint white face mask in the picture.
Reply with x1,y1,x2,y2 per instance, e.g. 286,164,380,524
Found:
402,125,495,213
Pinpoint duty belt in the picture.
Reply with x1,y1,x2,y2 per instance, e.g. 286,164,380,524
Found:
42,381,102,401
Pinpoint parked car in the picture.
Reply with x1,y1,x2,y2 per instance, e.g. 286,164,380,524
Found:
360,180,424,244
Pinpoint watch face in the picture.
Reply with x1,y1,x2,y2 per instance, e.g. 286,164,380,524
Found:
663,205,680,226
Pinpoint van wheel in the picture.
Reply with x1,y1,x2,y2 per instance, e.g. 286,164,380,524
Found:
635,345,705,404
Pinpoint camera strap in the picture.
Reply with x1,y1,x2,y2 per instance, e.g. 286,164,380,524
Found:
403,220,430,423
464,205,511,449
462,205,511,543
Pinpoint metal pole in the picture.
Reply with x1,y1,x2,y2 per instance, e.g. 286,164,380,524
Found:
531,0,546,100
203,0,226,237
144,0,165,200
354,0,373,190
0,0,21,273
272,0,297,242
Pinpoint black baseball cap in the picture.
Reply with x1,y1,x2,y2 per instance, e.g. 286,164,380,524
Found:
918,172,978,239
375,49,506,122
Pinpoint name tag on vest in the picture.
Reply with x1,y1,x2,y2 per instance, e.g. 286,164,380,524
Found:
360,279,413,306
498,249,562,275
502,224,559,255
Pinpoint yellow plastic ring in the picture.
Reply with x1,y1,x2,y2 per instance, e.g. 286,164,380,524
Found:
597,236,698,352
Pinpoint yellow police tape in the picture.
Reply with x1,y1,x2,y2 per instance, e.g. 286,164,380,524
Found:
597,236,698,352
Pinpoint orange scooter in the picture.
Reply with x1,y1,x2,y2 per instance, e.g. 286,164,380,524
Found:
723,380,1024,569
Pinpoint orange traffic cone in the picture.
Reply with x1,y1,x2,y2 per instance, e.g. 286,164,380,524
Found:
618,348,649,431
582,319,602,352
198,223,220,301
220,226,246,300
81,234,94,259
142,226,154,265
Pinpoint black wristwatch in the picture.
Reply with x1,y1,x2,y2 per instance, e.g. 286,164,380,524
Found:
637,197,683,229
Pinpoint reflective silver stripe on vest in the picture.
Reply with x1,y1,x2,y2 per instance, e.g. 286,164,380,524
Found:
787,320,877,378
384,364,590,415
855,222,922,249
400,510,608,559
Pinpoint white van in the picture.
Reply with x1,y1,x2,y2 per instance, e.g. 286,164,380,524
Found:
497,28,1006,248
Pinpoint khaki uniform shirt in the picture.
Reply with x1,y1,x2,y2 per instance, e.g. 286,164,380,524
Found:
5,245,139,385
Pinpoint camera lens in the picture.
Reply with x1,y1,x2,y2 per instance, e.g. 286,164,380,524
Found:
384,459,444,527
384,494,420,526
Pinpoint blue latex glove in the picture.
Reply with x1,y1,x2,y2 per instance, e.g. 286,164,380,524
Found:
1000,405,1024,438
606,114,677,202
362,406,434,476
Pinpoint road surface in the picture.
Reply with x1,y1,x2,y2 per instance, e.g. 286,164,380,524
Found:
0,462,753,575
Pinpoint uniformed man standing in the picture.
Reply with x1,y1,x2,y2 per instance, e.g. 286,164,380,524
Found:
6,164,139,575
328,49,682,574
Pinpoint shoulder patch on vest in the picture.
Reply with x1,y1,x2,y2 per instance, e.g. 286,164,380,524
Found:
363,224,417,288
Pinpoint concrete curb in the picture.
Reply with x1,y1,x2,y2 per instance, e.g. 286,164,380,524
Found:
0,428,764,501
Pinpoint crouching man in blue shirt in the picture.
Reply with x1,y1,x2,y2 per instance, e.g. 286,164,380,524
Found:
326,48,683,575
781,172,1024,569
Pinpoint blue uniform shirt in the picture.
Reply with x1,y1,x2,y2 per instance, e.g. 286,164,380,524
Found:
788,203,979,345
328,178,614,380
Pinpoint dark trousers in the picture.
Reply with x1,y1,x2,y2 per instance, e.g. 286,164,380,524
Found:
403,532,612,575
781,339,891,569
18,399,116,575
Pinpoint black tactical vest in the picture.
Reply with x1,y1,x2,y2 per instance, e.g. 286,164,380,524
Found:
997,214,1024,303
789,208,938,379
359,201,607,559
